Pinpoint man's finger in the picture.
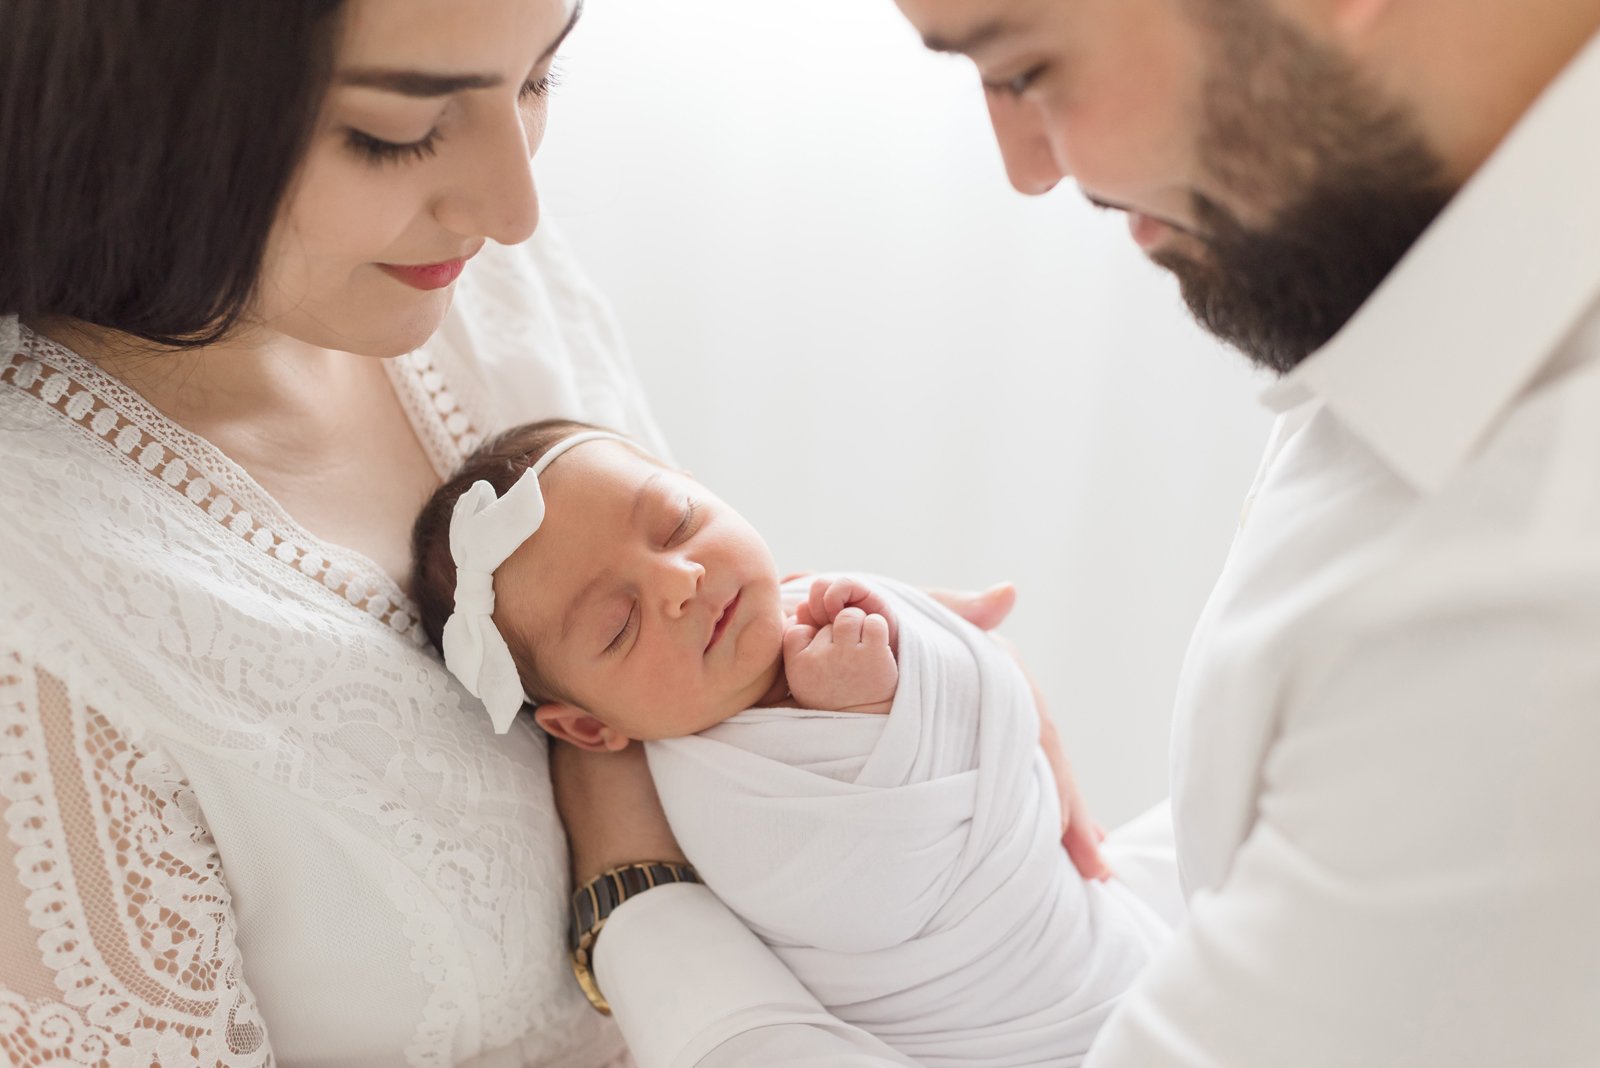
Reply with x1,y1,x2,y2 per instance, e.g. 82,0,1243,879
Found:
925,582,1017,631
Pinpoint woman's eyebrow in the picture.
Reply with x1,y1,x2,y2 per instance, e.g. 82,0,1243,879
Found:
337,0,583,98
337,70,504,97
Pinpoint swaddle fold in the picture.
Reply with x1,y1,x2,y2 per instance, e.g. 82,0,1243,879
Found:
648,576,1168,1068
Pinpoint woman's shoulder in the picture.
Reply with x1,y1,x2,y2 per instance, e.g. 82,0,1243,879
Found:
414,225,672,461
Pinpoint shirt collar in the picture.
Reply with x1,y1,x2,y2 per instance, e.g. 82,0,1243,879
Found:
1261,29,1600,493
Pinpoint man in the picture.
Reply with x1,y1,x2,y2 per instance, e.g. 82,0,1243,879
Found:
557,0,1600,1063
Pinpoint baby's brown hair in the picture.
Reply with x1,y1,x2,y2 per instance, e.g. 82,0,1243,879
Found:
410,418,615,707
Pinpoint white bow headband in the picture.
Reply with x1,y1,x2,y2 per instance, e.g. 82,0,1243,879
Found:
441,430,629,733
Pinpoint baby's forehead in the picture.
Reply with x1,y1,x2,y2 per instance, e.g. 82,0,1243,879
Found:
510,444,675,614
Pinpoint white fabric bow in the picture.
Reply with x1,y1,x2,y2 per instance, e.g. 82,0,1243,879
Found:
440,430,627,733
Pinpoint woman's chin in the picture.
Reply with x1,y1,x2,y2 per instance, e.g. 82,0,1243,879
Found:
273,286,456,358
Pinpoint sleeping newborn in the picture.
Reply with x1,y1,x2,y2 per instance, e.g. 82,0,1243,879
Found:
410,419,1169,1068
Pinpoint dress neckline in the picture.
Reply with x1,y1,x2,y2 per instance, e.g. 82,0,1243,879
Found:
0,321,486,646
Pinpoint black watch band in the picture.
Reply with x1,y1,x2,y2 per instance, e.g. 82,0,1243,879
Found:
568,861,701,1014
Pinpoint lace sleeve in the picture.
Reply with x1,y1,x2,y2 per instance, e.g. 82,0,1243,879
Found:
0,651,272,1067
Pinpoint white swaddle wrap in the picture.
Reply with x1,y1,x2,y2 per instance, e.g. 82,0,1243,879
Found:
647,576,1169,1067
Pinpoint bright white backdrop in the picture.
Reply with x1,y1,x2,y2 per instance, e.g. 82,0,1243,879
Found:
535,0,1275,826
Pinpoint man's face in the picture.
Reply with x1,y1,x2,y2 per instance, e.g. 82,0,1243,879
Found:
896,0,1453,373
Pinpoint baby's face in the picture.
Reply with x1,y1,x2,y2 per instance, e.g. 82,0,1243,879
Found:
494,441,787,739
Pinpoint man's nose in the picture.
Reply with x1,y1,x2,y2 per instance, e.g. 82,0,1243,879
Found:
986,91,1065,196
657,555,706,620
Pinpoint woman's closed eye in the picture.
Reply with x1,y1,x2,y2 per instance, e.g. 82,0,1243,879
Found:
345,126,441,165
521,70,557,102
345,73,557,165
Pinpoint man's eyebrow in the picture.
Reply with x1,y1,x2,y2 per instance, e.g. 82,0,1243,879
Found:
336,0,583,98
922,18,1013,56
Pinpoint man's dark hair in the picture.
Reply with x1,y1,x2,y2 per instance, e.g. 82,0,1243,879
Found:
0,0,347,347
411,419,619,707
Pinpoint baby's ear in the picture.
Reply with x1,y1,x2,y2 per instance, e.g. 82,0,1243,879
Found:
534,703,631,752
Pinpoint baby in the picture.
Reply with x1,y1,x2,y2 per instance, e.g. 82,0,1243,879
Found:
411,419,1168,1068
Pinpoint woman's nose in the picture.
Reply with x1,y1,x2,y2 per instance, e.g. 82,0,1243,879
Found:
657,555,706,620
986,91,1066,196
432,101,541,246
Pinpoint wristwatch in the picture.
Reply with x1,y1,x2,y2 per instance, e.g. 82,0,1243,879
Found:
568,861,702,1014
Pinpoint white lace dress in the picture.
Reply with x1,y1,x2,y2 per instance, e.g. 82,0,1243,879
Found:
0,228,670,1068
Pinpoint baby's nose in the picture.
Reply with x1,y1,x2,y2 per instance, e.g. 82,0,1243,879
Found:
661,557,706,618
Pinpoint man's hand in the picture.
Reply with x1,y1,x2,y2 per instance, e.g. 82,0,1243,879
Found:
784,606,899,715
925,583,1112,882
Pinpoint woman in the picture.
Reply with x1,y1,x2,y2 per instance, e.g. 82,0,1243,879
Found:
0,0,659,1063
0,2,1103,1065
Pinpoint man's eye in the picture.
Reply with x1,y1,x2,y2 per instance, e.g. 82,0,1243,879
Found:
984,64,1047,98
605,604,636,656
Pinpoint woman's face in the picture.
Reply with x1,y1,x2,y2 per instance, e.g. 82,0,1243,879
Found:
255,0,578,357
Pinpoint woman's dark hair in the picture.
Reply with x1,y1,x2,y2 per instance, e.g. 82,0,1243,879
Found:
412,419,618,707
0,0,348,346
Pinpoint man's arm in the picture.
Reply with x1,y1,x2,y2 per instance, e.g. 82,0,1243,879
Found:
596,883,918,1068
1088,592,1600,1065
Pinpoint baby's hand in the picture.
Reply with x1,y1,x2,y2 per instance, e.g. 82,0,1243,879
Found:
795,577,899,653
783,607,898,716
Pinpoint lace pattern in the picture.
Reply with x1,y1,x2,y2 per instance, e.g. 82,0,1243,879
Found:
383,349,488,480
0,334,423,646
0,652,270,1067
0,313,627,1067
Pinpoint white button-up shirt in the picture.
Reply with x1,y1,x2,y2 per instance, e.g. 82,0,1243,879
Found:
597,29,1600,1068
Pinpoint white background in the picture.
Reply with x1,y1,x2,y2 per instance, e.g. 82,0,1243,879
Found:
535,0,1276,826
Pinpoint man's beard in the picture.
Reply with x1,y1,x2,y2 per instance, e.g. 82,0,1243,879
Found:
1151,3,1455,375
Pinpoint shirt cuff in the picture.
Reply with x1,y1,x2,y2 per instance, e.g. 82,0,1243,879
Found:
595,882,836,1068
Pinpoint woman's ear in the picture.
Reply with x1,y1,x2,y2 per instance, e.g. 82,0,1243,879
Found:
534,703,632,752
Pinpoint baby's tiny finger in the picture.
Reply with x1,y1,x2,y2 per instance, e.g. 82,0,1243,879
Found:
863,612,890,647
809,581,833,626
833,606,865,643
783,623,818,658
824,577,863,621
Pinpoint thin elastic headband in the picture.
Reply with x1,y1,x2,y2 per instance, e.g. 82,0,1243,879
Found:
440,431,630,733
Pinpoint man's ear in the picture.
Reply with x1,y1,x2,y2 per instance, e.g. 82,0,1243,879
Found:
534,703,632,752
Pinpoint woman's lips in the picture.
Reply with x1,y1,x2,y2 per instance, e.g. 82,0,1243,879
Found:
377,259,469,291
707,592,741,653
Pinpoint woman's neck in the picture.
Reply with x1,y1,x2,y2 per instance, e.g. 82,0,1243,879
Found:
30,316,442,589
34,317,361,443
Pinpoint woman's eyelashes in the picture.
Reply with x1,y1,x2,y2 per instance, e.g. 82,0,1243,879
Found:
344,70,556,165
345,125,441,165
521,69,557,101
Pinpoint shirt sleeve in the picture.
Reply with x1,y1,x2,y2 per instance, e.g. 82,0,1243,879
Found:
1087,592,1600,1066
595,883,918,1068
0,651,274,1067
